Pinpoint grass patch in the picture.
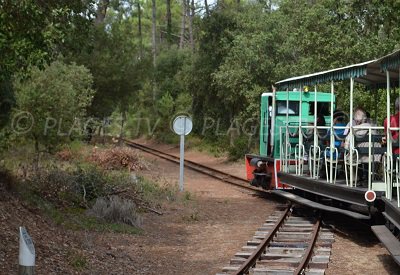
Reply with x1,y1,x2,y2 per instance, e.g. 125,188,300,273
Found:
181,191,197,206
138,176,178,205
187,135,229,158
66,211,142,235
183,191,192,201
182,210,200,222
67,250,88,271
17,188,142,234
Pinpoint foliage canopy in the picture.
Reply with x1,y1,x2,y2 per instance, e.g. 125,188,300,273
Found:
3,0,400,157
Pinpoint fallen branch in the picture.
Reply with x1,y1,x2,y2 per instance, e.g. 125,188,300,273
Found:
141,205,163,215
106,188,129,196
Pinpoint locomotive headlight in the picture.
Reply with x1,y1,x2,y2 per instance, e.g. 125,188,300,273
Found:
249,158,267,168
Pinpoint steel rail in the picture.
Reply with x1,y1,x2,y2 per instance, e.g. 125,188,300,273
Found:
233,206,291,275
123,138,269,194
294,215,321,275
124,138,248,182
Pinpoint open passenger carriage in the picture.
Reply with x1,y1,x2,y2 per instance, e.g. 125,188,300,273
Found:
246,49,400,264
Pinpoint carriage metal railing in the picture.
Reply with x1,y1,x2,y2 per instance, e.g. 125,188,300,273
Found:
278,124,400,205
385,125,400,206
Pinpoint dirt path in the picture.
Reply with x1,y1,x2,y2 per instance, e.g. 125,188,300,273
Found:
132,146,280,274
131,139,400,274
324,214,400,275
1,143,280,275
2,139,399,274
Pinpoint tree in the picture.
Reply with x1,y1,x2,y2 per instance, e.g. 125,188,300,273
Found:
0,0,94,130
0,0,94,78
184,8,238,134
179,0,187,48
95,0,110,24
166,0,173,44
204,0,210,16
13,60,95,157
152,0,157,67
188,0,195,51
137,1,143,58
213,5,280,123
74,6,152,129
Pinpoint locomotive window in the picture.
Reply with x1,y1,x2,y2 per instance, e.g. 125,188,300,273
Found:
309,102,330,116
276,101,299,115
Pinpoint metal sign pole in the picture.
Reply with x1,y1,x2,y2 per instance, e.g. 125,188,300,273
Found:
179,117,186,192
179,133,185,192
172,115,192,192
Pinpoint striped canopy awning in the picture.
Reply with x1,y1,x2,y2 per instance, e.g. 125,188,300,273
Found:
380,49,400,71
276,49,400,90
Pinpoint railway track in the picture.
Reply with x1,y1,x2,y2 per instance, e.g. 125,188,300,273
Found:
123,139,334,273
123,138,268,194
217,206,333,275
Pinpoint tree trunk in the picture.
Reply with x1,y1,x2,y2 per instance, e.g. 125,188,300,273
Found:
189,0,194,52
118,110,126,146
151,0,157,68
34,138,39,171
137,1,143,59
204,0,209,16
95,0,110,24
166,0,172,45
266,0,273,12
151,0,157,100
179,0,186,49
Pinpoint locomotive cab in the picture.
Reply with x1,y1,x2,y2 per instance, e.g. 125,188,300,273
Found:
246,90,333,189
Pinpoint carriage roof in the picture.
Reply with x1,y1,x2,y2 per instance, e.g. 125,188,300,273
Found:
276,49,400,90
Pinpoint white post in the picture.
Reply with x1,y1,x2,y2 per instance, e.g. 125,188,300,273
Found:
349,77,354,187
19,227,35,275
172,115,192,192
368,129,372,190
313,85,318,178
398,68,400,207
298,86,303,175
270,87,277,156
386,70,392,199
330,81,334,183
285,88,289,172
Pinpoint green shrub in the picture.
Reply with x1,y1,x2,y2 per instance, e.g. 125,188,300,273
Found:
68,250,87,271
73,165,107,202
24,162,178,213
228,136,249,161
13,60,95,154
26,164,109,208
136,176,178,206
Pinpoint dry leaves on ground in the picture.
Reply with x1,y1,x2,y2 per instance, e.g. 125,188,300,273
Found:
88,146,149,171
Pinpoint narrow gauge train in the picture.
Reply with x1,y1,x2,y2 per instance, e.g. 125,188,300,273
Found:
245,49,400,264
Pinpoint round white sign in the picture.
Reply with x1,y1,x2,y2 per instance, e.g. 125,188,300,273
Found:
173,115,193,135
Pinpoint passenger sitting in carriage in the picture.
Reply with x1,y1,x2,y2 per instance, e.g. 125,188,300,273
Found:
344,109,381,182
384,97,400,154
325,110,347,159
343,106,365,136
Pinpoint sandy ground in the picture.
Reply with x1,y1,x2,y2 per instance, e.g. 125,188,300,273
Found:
133,139,400,274
0,141,279,274
1,139,399,274
324,213,400,275
132,142,280,274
